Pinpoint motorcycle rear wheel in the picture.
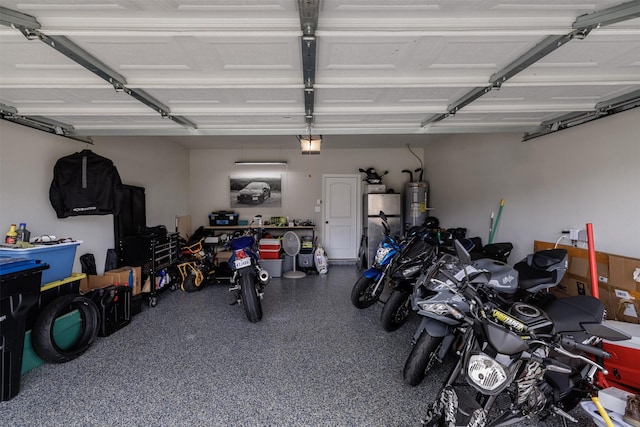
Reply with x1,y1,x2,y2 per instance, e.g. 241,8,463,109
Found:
240,273,263,322
350,275,381,308
403,332,443,386
380,289,411,332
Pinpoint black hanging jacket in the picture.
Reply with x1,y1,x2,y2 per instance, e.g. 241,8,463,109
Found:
49,149,122,218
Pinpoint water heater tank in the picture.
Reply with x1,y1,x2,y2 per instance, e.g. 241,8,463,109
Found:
404,182,428,228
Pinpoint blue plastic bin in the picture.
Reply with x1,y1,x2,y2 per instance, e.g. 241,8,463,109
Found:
0,241,81,285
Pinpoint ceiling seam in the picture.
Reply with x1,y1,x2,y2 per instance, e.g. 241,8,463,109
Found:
420,0,640,139
0,6,198,135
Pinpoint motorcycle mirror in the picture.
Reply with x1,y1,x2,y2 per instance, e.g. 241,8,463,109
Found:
454,239,472,266
379,210,388,222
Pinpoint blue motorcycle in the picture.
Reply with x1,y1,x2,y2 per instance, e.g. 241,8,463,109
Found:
351,211,402,309
228,231,270,322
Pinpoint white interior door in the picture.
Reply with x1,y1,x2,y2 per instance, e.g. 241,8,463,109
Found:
322,174,360,260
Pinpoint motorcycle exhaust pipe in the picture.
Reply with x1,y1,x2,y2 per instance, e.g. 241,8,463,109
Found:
257,267,270,285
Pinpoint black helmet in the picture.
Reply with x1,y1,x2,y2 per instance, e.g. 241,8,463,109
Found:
423,216,439,229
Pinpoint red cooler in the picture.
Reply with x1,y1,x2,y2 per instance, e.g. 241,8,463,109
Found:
259,238,281,259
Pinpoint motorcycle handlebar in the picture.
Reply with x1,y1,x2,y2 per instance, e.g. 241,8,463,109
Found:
560,336,610,359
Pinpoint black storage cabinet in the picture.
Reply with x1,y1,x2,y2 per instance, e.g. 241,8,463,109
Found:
0,259,48,401
114,184,179,307
117,231,179,307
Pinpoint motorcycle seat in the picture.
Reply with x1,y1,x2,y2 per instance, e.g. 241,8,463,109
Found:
514,260,556,290
514,249,568,291
544,295,604,334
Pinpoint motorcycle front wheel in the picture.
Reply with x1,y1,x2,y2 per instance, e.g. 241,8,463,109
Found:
403,332,443,386
240,273,263,322
380,289,411,332
351,275,382,308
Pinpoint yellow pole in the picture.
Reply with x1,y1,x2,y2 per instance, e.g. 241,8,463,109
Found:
592,396,614,427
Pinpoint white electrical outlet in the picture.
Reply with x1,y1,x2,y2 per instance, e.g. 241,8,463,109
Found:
569,228,588,242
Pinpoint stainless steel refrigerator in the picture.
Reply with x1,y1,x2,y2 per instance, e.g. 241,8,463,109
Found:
363,193,402,267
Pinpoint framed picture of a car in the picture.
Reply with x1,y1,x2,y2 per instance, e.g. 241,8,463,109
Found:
230,173,282,208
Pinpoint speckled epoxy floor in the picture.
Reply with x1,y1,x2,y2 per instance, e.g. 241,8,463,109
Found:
1,266,593,427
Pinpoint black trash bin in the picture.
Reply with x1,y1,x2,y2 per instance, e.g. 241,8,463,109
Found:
1,258,48,401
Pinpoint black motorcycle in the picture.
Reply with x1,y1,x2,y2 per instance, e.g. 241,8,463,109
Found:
379,223,440,331
403,240,563,387
421,268,630,426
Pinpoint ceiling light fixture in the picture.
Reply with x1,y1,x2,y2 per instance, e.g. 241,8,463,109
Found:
234,161,287,166
299,134,321,155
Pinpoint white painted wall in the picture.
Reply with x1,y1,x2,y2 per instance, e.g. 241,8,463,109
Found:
188,146,424,244
3,107,638,275
0,120,189,274
423,108,640,262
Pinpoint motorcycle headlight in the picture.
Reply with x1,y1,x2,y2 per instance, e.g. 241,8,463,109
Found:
417,302,464,320
466,352,509,395
401,264,421,278
375,247,393,264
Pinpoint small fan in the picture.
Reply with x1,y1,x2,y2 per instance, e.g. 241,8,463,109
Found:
282,231,306,278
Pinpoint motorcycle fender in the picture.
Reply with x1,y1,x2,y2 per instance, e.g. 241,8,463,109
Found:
363,268,382,280
425,319,450,338
236,267,257,277
415,318,450,338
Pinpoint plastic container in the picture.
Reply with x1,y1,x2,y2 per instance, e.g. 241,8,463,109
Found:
0,241,82,285
298,253,314,268
260,258,283,278
24,273,84,331
1,258,48,401
209,211,239,226
5,224,17,244
259,239,281,260
16,223,30,244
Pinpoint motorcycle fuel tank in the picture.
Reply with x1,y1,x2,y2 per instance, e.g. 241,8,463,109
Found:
473,258,518,294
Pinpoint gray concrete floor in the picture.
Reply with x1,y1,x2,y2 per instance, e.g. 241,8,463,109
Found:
1,265,594,426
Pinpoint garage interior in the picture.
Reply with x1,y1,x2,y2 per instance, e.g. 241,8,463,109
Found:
1,1,640,425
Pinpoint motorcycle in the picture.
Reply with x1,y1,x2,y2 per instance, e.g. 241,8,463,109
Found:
421,277,631,427
403,240,567,386
381,230,513,333
227,230,270,322
170,227,218,292
379,221,440,331
351,211,403,309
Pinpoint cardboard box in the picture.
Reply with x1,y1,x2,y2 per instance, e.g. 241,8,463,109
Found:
104,266,141,296
615,298,640,324
216,250,233,263
535,240,640,324
609,255,640,293
550,255,617,319
80,274,116,294
80,266,141,296
608,255,640,323
566,256,609,284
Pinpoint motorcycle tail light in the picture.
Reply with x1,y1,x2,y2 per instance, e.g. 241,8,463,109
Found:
466,352,509,395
